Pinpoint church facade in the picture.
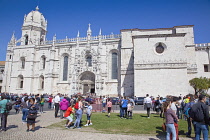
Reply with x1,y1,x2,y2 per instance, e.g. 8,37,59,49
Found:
2,7,210,97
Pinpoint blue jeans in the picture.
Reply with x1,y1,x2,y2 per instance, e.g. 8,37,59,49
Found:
122,107,127,118
166,123,176,140
22,108,28,122
120,107,123,117
74,109,82,128
48,102,52,109
195,122,209,140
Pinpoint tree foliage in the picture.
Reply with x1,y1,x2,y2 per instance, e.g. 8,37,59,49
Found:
189,77,210,95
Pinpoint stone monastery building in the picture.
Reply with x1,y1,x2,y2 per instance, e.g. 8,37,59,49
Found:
2,7,210,97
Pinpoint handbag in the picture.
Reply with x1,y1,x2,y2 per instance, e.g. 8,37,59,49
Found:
162,123,166,131
162,117,166,131
27,113,37,119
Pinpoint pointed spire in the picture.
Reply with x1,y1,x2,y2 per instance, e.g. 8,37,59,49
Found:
24,14,26,21
87,23,92,36
9,32,16,45
88,23,91,32
35,6,39,11
77,30,80,37
99,28,102,35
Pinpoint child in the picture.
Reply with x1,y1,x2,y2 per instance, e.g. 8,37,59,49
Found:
84,102,92,126
107,98,112,117
14,103,20,114
64,104,75,128
127,101,132,119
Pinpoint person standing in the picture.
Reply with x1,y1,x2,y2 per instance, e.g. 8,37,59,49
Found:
73,97,83,129
164,101,179,140
190,94,209,140
26,98,39,132
60,97,69,119
84,102,93,126
121,96,128,119
0,94,9,131
144,94,152,118
107,98,112,118
102,96,107,113
39,95,45,113
54,93,60,118
48,95,53,109
183,96,195,138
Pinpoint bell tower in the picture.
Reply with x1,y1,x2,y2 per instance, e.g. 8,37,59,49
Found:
21,6,47,45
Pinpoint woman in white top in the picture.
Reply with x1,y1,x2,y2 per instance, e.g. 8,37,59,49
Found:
144,94,152,118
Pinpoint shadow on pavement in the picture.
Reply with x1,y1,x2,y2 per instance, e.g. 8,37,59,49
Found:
156,126,165,139
140,115,148,117
34,125,43,131
7,125,18,130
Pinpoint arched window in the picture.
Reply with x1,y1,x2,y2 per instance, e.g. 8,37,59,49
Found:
18,75,24,88
111,52,118,79
24,34,28,45
20,57,25,69
86,56,92,67
40,75,44,89
41,56,46,69
63,56,68,81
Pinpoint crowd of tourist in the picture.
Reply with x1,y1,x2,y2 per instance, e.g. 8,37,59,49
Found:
0,92,209,140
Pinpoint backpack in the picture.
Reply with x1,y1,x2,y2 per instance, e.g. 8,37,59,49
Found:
189,103,204,122
74,102,79,109
184,102,194,118
6,102,13,111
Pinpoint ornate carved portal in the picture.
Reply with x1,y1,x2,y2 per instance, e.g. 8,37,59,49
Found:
78,71,95,95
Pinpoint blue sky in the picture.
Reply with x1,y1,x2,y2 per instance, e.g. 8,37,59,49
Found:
0,0,210,61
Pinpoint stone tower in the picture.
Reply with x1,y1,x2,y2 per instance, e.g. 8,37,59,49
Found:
21,6,47,45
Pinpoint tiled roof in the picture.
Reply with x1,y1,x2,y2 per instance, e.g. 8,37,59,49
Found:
0,61,5,66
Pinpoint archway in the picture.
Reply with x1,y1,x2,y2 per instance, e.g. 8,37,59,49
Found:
78,71,95,95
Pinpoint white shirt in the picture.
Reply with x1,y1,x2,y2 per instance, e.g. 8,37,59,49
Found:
54,95,60,103
144,97,152,103
170,102,177,114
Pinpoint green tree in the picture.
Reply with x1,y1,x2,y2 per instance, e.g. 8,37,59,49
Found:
189,77,209,95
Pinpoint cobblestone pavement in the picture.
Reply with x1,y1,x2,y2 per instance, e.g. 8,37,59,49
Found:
0,106,193,140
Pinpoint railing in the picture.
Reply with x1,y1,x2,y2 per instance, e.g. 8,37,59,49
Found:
44,34,121,45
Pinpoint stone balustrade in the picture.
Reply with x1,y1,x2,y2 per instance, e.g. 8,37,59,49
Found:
44,34,121,45
195,43,210,47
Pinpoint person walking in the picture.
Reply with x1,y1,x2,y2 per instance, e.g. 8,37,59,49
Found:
20,97,29,123
26,98,39,132
107,98,112,118
54,93,60,118
164,101,179,140
144,94,152,118
190,94,209,140
0,94,9,131
59,97,69,119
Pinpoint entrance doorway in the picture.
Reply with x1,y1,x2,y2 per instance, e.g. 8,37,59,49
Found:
79,71,95,95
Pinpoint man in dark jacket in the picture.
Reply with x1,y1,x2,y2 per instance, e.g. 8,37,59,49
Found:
191,94,209,140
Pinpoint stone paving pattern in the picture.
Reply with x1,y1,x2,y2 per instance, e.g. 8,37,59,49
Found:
0,108,193,140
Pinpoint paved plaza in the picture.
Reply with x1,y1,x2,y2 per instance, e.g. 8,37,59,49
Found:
0,105,193,140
